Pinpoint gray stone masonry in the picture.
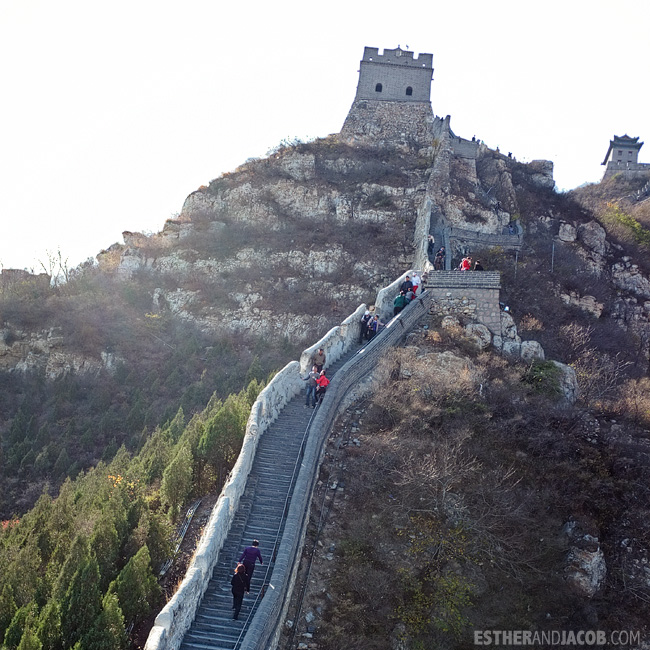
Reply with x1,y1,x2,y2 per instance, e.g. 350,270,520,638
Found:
447,225,523,252
424,271,502,333
339,100,435,150
354,46,433,103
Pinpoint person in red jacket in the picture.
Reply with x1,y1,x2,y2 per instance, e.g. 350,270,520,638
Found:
315,370,330,404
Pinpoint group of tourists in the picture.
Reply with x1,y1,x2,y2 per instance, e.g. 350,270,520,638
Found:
393,272,425,315
459,256,484,271
231,540,264,620
359,310,384,343
303,348,330,408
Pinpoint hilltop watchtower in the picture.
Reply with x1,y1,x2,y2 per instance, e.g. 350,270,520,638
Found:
602,134,650,179
354,46,433,103
340,46,436,150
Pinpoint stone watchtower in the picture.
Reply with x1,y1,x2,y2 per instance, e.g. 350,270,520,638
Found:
353,46,433,102
340,46,436,149
602,134,650,180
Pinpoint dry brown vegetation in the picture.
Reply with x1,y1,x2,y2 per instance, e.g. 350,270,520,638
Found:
284,327,650,650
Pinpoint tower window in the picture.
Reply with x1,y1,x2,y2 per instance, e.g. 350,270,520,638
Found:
406,86,413,96
375,83,382,92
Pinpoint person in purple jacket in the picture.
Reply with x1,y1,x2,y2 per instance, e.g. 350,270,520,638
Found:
239,539,263,586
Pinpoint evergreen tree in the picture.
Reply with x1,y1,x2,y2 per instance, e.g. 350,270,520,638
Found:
108,545,161,628
0,583,17,645
60,557,102,649
16,626,42,650
166,407,185,443
198,394,247,484
79,593,126,650
52,534,89,601
4,605,33,650
160,445,193,520
89,516,120,591
36,600,62,650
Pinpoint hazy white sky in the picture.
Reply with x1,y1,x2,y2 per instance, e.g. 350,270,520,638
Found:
1,0,648,271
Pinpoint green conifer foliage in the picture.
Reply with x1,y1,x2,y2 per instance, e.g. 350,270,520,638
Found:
198,393,248,485
60,557,102,649
108,545,161,628
4,605,33,650
16,626,42,650
78,593,127,650
161,445,193,520
89,516,121,591
0,583,18,645
52,534,89,601
35,600,62,650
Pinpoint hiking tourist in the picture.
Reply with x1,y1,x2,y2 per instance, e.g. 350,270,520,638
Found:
312,347,326,373
303,365,319,408
393,291,408,315
315,370,330,404
239,540,263,586
434,247,445,270
360,310,372,343
231,563,248,620
399,276,413,293
411,272,421,294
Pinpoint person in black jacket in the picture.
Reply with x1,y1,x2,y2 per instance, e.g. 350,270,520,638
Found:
231,563,249,620
399,276,413,293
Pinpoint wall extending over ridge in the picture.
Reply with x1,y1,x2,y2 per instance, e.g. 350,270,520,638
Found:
144,272,424,650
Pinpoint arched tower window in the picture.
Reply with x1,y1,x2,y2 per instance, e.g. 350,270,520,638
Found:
406,86,413,96
375,83,383,92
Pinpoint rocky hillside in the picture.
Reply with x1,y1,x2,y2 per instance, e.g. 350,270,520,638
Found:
3,110,650,519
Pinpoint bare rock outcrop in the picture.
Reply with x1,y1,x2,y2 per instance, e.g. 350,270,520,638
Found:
565,533,607,598
1,326,118,378
551,361,579,404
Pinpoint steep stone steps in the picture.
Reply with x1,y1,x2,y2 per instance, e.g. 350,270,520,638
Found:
179,350,357,650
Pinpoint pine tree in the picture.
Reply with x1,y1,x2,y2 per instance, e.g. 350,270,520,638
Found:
0,583,17,645
16,626,42,650
161,445,193,520
52,534,89,601
89,516,120,591
60,557,102,649
108,545,161,628
78,593,126,650
3,605,33,650
36,600,62,650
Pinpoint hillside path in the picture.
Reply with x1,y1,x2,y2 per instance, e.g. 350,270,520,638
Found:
179,349,358,650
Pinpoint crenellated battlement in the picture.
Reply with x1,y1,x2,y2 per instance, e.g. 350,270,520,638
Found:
362,46,433,69
352,45,434,104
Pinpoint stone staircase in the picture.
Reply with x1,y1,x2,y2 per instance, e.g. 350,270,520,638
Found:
179,350,357,650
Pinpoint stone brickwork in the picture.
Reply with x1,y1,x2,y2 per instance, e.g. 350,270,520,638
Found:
602,161,650,181
447,225,523,252
354,47,433,103
425,271,502,333
340,100,435,150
